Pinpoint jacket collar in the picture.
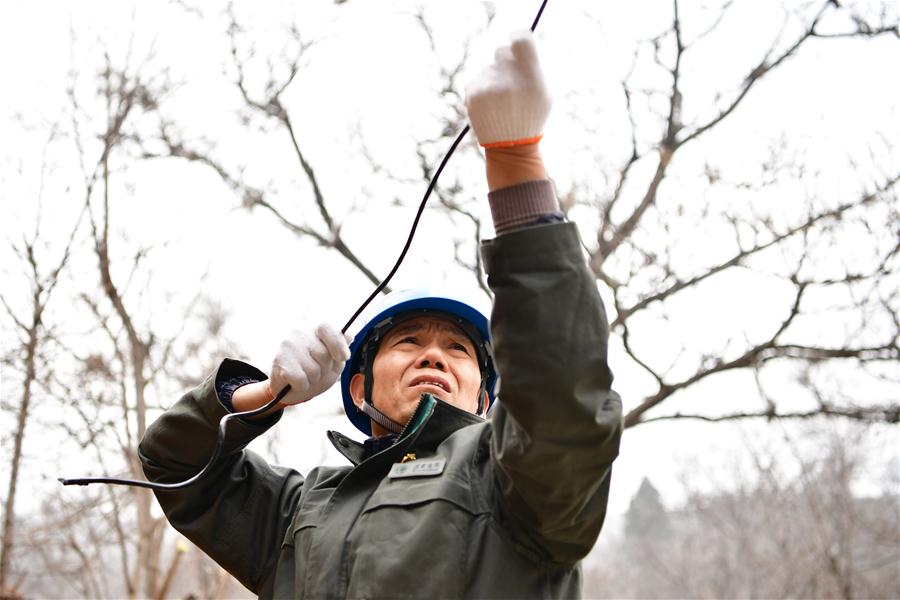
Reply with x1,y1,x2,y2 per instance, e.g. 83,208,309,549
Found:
327,393,484,466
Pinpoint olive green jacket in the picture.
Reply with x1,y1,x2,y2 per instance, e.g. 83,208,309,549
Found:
140,222,622,598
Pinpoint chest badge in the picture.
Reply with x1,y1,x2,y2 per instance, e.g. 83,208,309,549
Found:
388,458,446,479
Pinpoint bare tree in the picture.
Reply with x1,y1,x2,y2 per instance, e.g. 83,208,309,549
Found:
1,41,244,598
147,0,898,427
145,4,388,292
63,47,170,598
147,3,500,299
579,1,899,427
0,152,85,596
585,423,899,598
70,51,244,598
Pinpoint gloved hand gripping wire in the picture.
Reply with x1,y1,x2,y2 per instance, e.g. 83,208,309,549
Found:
59,0,550,491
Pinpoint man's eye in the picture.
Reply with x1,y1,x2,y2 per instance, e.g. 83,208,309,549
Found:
398,336,417,345
450,342,469,353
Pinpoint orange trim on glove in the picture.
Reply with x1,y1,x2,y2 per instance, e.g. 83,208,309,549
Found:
481,135,543,149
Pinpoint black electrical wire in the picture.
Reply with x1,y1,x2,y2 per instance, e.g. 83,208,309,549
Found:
339,124,471,335
59,0,550,492
58,384,294,490
341,0,549,335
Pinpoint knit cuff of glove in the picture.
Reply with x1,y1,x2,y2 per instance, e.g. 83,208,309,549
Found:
488,179,561,234
471,114,545,149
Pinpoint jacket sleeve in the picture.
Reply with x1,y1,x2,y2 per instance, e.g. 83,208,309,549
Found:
482,221,623,567
138,358,304,592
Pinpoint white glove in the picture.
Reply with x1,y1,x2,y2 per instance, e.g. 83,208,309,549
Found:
465,30,552,148
269,323,352,406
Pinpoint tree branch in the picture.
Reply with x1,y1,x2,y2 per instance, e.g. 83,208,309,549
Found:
612,173,899,327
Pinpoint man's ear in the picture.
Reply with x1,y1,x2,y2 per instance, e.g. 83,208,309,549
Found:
349,373,366,409
479,390,490,417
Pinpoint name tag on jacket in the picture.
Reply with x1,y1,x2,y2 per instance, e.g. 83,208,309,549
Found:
388,458,446,479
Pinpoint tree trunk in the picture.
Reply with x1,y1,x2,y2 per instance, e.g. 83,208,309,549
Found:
0,313,39,589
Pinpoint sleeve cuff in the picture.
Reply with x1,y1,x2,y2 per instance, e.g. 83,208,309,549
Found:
214,358,282,427
488,179,563,235
217,375,264,413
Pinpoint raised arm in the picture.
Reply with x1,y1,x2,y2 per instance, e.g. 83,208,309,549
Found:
467,31,623,565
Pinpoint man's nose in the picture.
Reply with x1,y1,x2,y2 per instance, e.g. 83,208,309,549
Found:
416,344,446,370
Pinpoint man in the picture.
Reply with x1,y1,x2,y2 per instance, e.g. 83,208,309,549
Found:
140,31,622,598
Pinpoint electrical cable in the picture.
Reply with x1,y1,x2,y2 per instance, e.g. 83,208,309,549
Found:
59,0,550,491
341,0,549,335
58,384,294,490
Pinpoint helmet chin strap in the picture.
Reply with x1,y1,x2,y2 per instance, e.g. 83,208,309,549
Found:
359,399,405,435
360,366,488,436
361,380,489,437
360,389,486,436
476,380,487,415
361,357,405,435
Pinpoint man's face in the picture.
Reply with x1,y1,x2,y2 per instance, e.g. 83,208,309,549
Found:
350,315,484,436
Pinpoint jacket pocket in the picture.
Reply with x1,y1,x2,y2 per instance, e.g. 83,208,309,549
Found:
345,477,486,599
285,489,326,546
277,489,329,598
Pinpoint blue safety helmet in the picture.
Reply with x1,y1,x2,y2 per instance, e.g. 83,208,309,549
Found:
340,288,497,436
